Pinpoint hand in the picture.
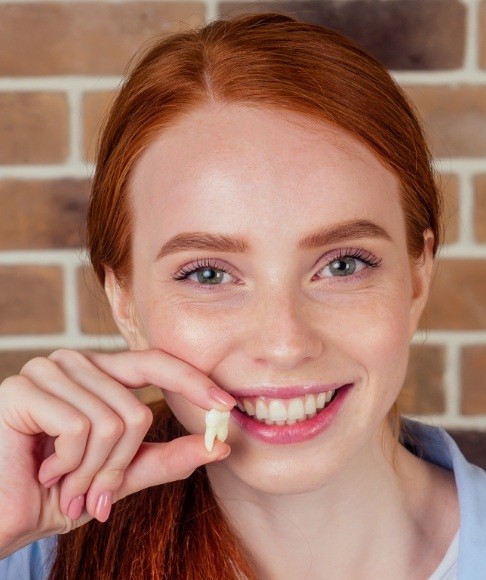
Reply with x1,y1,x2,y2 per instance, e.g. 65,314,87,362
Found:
0,349,234,559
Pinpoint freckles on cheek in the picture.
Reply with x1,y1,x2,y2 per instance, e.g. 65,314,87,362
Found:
142,305,235,373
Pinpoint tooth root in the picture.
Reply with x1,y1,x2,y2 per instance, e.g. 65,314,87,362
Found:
216,412,230,443
204,426,217,452
205,410,230,450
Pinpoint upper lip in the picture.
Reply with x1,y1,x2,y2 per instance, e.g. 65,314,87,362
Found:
226,382,352,399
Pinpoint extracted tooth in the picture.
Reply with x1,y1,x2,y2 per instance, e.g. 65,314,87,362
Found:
204,409,230,452
205,426,217,453
216,411,230,443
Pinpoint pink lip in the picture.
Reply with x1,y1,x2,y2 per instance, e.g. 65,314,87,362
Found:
230,383,353,444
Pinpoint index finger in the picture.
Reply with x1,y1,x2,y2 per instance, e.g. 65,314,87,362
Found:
74,349,236,411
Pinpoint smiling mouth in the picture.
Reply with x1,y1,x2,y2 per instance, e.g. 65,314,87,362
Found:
234,390,338,427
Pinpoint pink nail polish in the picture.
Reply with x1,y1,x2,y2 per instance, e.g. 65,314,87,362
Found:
209,387,236,408
67,495,85,520
95,492,113,522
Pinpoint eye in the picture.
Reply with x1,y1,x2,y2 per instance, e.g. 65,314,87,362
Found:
172,259,237,286
316,249,382,279
189,267,233,285
323,256,365,277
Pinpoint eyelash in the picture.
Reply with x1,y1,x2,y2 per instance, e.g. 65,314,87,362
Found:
172,249,382,285
172,258,238,282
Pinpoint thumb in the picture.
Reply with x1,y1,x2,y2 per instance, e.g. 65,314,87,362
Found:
117,435,230,499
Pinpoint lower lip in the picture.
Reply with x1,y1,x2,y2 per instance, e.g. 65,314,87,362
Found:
230,384,353,445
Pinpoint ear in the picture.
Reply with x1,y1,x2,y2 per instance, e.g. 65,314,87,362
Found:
408,230,435,338
104,269,147,350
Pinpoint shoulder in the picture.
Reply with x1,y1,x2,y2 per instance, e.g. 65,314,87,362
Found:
403,419,486,580
0,536,57,580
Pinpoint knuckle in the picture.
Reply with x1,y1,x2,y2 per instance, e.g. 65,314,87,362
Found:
97,412,124,441
96,467,125,489
0,374,27,393
126,403,153,432
21,356,55,377
48,348,86,367
66,414,90,439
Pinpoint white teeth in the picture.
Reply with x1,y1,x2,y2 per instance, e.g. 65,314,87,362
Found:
287,398,305,421
268,400,287,422
204,409,230,452
256,399,269,420
316,392,326,409
304,394,317,415
238,389,337,426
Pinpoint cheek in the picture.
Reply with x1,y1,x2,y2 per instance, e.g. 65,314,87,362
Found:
345,291,412,400
138,297,237,373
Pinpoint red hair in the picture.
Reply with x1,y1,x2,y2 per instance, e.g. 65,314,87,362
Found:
51,12,442,579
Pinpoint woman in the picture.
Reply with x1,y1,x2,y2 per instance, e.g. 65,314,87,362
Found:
1,12,485,579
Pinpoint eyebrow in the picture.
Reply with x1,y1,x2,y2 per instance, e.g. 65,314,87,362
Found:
154,219,391,261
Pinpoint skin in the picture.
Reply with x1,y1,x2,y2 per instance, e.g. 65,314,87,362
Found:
106,103,459,578
0,102,459,576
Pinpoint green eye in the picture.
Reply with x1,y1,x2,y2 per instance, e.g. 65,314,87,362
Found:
195,268,226,284
328,258,357,277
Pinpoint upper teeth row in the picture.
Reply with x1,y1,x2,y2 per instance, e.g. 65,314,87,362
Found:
237,391,335,423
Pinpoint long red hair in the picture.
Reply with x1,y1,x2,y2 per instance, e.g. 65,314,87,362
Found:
50,12,442,579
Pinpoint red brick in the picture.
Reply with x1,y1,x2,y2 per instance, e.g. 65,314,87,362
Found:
0,266,63,334
404,86,486,157
83,91,118,163
461,346,486,414
480,0,486,69
421,260,486,330
78,267,119,335
0,93,68,164
440,174,460,245
0,3,205,76
0,350,51,384
0,180,89,250
219,1,466,70
474,175,486,243
398,345,446,414
0,349,162,404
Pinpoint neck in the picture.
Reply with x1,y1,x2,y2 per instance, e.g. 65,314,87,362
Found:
206,423,458,580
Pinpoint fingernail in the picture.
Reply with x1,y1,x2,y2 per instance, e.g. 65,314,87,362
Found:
95,492,113,523
43,476,61,489
209,387,236,408
67,495,85,520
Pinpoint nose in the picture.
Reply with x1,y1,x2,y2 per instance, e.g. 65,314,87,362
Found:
245,288,323,370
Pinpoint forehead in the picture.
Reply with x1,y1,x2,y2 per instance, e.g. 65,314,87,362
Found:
129,104,403,244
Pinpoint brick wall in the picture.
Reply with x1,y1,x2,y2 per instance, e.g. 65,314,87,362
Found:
0,0,485,434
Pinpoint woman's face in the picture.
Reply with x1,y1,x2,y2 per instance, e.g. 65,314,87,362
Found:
112,104,432,495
